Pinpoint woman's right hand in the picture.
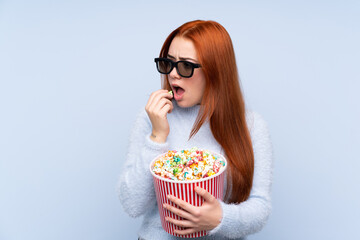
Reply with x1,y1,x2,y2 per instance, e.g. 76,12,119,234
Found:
145,89,174,143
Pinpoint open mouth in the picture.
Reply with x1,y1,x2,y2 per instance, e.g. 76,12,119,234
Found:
172,85,185,100
173,86,185,95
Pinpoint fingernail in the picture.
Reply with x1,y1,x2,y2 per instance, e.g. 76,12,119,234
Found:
167,195,171,199
163,203,166,208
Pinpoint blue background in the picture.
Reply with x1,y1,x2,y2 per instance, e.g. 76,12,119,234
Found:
1,0,359,239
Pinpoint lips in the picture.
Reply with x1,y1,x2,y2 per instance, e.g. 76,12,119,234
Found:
171,84,185,101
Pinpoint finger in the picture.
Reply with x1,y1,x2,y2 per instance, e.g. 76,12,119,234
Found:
146,90,169,112
152,91,173,109
165,217,193,228
174,227,198,235
167,195,197,214
148,91,173,114
152,89,173,104
195,186,215,203
146,90,161,110
159,102,173,117
163,203,194,221
150,101,172,120
153,98,172,114
168,99,174,113
167,90,174,99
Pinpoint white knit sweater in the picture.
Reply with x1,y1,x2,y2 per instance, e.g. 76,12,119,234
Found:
117,100,273,240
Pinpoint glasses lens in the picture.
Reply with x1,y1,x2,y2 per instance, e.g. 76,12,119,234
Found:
178,61,194,77
157,59,172,74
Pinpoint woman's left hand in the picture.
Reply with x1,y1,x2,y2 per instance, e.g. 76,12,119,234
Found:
163,186,222,235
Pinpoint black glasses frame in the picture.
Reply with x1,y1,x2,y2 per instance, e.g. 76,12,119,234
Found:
154,57,201,78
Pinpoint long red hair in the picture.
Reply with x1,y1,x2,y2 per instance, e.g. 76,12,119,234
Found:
159,20,254,204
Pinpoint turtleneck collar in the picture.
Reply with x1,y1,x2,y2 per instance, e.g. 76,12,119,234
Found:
172,99,201,116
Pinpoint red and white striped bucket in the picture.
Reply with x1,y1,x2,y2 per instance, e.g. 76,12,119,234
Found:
150,151,227,238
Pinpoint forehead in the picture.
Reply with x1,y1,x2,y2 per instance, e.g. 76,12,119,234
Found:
168,36,197,59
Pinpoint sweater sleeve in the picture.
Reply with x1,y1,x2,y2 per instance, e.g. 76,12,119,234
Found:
117,109,170,218
207,111,274,238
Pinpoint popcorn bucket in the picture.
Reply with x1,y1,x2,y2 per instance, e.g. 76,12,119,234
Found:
149,150,227,238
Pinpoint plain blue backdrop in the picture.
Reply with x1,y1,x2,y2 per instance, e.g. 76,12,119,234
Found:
1,0,359,239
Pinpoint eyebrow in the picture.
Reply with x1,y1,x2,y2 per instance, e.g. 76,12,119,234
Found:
167,54,197,62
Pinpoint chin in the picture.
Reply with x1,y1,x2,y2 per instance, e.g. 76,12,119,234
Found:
176,100,199,108
176,101,189,108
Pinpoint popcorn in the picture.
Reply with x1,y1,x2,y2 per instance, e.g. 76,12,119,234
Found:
152,147,225,181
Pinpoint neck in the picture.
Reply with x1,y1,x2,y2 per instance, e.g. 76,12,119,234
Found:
173,100,201,115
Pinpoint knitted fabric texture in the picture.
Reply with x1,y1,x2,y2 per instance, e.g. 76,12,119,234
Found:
117,101,273,240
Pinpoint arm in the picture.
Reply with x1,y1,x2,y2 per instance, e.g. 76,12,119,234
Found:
117,109,170,217
117,90,174,217
208,111,274,238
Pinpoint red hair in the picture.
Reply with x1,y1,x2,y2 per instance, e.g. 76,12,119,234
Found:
159,20,254,203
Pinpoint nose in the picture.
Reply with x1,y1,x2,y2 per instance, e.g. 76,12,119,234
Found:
169,65,181,80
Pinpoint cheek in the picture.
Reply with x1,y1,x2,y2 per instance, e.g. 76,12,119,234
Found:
190,73,206,100
196,73,206,93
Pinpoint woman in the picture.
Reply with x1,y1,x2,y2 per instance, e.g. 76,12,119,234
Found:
118,20,273,239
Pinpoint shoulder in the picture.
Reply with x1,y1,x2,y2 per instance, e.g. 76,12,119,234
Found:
132,107,151,129
136,107,149,120
245,109,271,138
